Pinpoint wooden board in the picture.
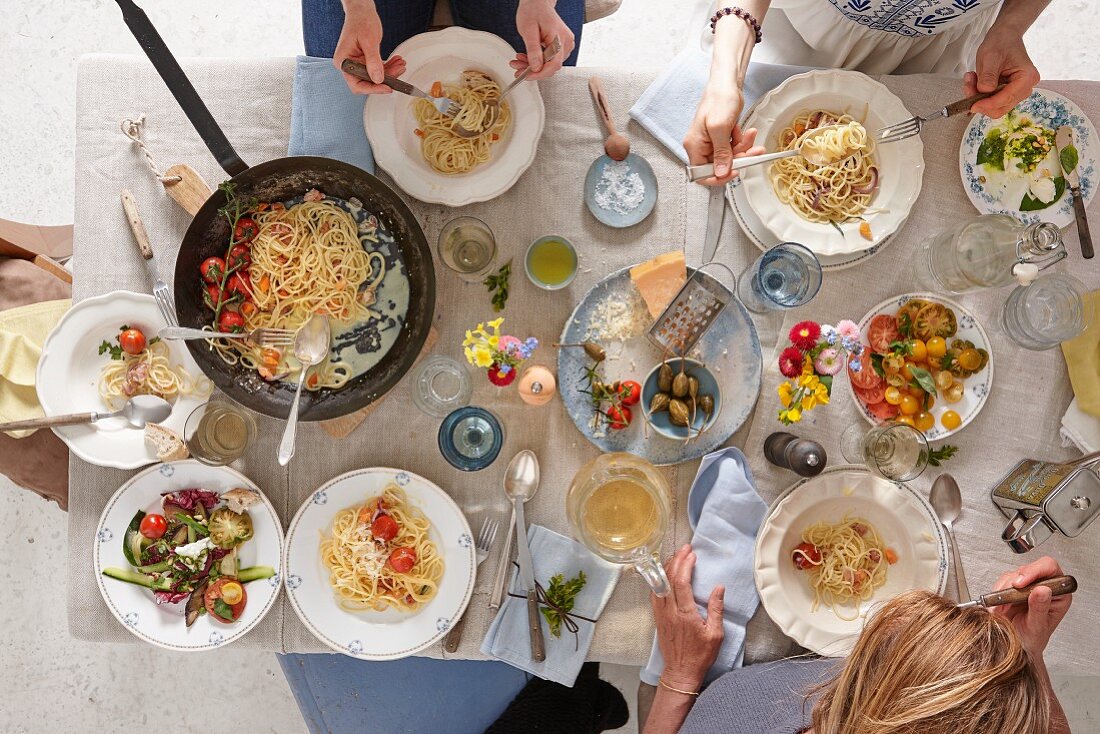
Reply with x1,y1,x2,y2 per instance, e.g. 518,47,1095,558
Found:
163,163,213,216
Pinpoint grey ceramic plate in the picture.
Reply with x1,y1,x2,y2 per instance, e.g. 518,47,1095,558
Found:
557,265,762,466
584,153,658,228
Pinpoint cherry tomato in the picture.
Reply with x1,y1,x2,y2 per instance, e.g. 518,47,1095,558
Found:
200,256,226,284
900,362,914,381
234,216,259,245
941,410,962,431
619,380,641,407
119,328,146,355
925,393,936,410
926,336,947,359
934,370,954,390
792,542,821,570
204,577,248,623
908,339,928,362
227,273,252,299
607,405,632,430
217,310,246,333
914,411,935,432
139,513,167,539
884,386,902,405
886,373,907,388
882,354,903,374
944,381,965,404
868,315,900,354
958,348,982,372
204,283,224,311
371,514,399,543
227,244,252,271
894,415,916,427
899,394,920,416
908,385,926,399
388,547,418,573
219,581,244,605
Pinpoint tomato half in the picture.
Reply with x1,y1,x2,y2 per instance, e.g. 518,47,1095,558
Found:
204,577,248,623
234,217,259,245
200,256,226,284
217,310,246,333
792,542,821,570
371,514,399,543
388,547,417,574
868,315,900,354
139,513,167,539
848,358,882,390
854,383,885,406
119,328,147,356
866,400,900,422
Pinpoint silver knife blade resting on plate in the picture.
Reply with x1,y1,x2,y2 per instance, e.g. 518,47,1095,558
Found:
702,185,725,264
513,498,546,662
1056,125,1094,259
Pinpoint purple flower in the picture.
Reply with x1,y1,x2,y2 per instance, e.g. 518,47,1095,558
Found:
849,359,862,373
840,336,860,353
821,325,839,346
498,363,513,375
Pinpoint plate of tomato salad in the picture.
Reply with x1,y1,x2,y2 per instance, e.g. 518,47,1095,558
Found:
847,293,994,441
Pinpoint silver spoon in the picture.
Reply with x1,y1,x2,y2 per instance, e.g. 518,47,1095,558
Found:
503,449,545,661
930,473,969,602
685,123,852,182
277,315,331,466
0,394,172,432
490,451,542,609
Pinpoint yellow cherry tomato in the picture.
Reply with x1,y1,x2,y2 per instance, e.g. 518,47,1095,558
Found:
220,581,244,605
934,370,954,390
909,339,928,362
884,386,902,405
899,394,920,415
883,354,904,374
958,348,982,372
908,385,925,398
895,415,916,427
941,410,962,430
886,373,907,388
925,393,936,410
944,381,965,404
901,362,914,381
914,411,935,432
927,336,947,359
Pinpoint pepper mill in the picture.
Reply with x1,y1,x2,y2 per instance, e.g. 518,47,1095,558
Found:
764,432,827,477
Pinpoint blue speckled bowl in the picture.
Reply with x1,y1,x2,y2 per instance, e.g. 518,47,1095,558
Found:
641,358,722,441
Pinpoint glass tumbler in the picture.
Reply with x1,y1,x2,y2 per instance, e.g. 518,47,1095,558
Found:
410,355,472,418
840,423,930,482
184,400,257,466
1001,273,1089,350
737,242,823,313
438,216,497,281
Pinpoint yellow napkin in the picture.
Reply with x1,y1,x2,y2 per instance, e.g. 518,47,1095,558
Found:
1062,291,1100,419
0,299,71,438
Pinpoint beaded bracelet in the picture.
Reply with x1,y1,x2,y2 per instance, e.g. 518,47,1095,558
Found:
710,5,763,44
658,677,701,697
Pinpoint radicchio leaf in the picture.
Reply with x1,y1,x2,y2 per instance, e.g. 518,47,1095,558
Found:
153,590,189,605
162,488,220,511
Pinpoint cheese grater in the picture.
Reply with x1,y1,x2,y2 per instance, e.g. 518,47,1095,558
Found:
647,262,737,355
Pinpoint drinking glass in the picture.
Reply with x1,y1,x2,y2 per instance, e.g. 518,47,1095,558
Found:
183,400,257,466
1001,272,1089,351
840,423,930,482
566,452,672,596
410,355,472,418
438,406,504,472
438,216,497,281
737,242,823,313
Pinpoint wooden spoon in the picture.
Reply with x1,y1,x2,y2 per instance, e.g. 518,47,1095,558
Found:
588,76,629,161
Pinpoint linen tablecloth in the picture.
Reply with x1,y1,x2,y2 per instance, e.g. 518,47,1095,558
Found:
68,53,1100,674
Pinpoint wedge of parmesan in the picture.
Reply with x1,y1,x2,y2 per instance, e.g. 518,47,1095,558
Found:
629,251,686,319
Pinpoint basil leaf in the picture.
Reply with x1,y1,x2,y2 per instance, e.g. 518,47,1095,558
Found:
908,365,937,396
1060,144,1079,175
870,353,885,378
212,597,235,621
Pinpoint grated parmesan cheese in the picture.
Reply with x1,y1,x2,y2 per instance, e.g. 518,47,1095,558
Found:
585,287,649,342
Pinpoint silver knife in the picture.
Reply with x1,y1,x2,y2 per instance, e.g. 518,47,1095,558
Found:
1056,125,1094,259
957,575,1076,609
702,185,725,264
512,497,546,662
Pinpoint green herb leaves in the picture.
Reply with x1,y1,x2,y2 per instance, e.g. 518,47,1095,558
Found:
908,365,937,396
1060,143,1079,175
928,445,959,467
98,339,124,360
484,261,512,312
541,570,587,638
212,597,235,621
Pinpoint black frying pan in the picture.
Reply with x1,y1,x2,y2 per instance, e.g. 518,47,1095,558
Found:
114,0,435,421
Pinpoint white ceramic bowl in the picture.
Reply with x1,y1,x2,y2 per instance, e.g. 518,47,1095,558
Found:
364,27,545,206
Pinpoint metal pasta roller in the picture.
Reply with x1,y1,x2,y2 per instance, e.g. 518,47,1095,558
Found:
991,451,1100,553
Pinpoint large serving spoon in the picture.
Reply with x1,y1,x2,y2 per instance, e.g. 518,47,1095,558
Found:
277,315,331,466
930,473,969,603
0,394,172,432
504,449,545,662
685,123,851,182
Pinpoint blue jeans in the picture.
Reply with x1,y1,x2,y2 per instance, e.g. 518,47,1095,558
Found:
302,0,583,66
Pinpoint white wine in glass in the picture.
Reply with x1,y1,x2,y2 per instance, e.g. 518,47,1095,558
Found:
841,423,930,482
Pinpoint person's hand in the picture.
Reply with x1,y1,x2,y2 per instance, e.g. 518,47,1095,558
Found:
509,0,575,81
990,555,1072,661
333,0,407,95
651,544,724,691
964,27,1040,119
684,80,764,186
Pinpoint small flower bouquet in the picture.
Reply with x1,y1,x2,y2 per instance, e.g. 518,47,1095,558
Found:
463,317,538,387
776,320,864,424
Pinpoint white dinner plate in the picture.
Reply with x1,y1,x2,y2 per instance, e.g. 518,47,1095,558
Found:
284,468,476,660
740,70,925,256
754,467,948,657
960,88,1097,228
849,293,993,441
364,27,545,206
36,290,210,469
93,461,284,651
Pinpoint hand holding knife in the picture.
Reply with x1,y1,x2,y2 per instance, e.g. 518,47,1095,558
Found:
1056,126,1094,259
957,575,1077,609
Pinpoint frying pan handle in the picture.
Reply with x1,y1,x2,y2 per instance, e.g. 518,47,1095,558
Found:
113,0,248,177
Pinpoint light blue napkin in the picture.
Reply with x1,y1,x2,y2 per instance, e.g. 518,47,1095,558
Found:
481,525,621,686
639,447,768,686
289,55,375,173
628,47,815,164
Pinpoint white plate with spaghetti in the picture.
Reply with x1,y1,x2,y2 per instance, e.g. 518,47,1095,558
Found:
36,290,211,469
283,467,476,660
754,466,948,657
364,27,545,207
740,70,924,256
93,461,284,651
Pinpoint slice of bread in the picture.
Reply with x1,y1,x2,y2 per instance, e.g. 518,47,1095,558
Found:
145,422,189,462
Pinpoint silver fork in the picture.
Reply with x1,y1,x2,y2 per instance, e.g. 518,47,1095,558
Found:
876,90,998,144
159,325,296,349
443,516,500,653
339,59,462,117
121,190,178,326
456,37,562,139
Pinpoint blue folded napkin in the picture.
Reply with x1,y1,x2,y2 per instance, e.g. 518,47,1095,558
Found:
289,56,375,173
640,447,768,686
481,524,621,687
628,47,814,164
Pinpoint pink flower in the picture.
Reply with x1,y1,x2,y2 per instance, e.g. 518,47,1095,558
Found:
498,335,522,355
789,321,821,352
778,347,803,378
814,347,843,375
836,319,861,343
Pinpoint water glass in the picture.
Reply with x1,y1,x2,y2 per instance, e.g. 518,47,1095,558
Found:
438,406,504,472
840,423,930,482
184,400,257,466
737,242,823,313
438,216,496,281
1001,273,1089,351
410,355,472,418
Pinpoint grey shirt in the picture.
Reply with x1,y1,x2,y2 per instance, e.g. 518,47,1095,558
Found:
679,659,837,734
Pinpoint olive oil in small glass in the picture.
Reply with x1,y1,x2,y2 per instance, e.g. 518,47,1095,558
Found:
525,236,577,290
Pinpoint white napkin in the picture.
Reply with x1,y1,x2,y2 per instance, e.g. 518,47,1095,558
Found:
1062,397,1100,453
640,447,768,686
481,525,621,686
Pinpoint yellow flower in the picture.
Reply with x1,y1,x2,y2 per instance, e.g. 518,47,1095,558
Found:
777,382,793,408
473,345,494,368
815,384,830,405
464,346,475,365
802,356,815,375
487,317,504,333
463,330,476,348
798,372,819,390
802,393,818,411
787,407,802,422
488,335,500,349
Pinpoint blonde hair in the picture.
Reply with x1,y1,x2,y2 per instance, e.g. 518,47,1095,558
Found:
810,589,1050,734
